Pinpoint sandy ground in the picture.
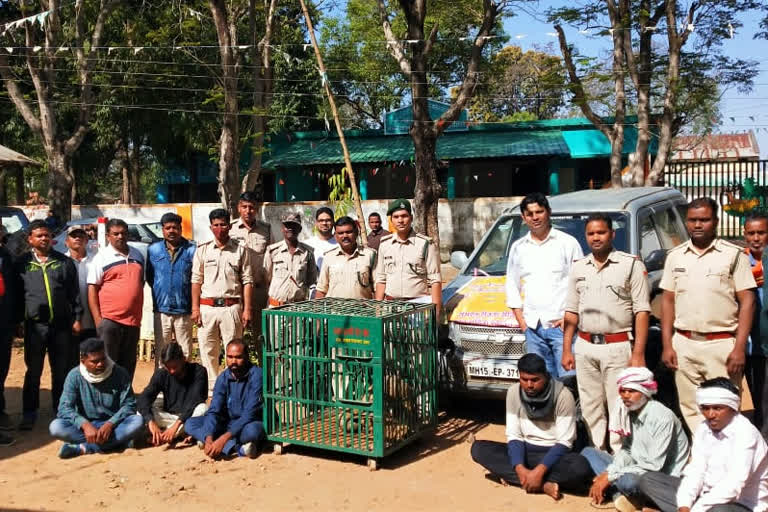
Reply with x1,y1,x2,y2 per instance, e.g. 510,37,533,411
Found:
0,265,594,511
0,345,597,512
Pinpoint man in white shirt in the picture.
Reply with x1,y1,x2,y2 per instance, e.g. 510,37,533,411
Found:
506,193,583,379
639,377,768,512
304,207,337,271
64,225,97,340
471,354,592,501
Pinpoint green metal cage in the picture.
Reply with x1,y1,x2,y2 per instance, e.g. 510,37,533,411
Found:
262,298,438,465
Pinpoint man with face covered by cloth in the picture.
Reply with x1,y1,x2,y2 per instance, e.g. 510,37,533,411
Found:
471,353,592,501
639,378,768,512
581,367,690,512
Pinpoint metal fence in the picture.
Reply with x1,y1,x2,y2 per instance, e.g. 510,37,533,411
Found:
663,159,768,238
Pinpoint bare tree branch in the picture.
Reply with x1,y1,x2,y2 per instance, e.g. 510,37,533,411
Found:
377,0,411,75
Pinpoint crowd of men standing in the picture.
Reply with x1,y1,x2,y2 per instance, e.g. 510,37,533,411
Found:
0,192,442,453
474,193,768,512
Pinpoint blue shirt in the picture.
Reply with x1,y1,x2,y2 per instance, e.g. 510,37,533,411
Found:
202,365,263,438
748,252,764,356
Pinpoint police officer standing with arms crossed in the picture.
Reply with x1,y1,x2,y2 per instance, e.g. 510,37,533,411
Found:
374,199,441,315
660,197,756,433
561,213,651,453
315,216,377,299
191,209,253,393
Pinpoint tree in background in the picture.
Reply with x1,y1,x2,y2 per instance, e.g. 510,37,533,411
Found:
0,0,120,220
376,0,510,247
468,45,567,122
551,0,760,187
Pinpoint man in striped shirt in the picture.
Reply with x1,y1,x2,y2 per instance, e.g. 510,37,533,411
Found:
87,219,145,381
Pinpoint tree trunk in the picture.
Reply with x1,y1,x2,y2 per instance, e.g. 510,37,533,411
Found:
411,130,441,242
0,168,6,205
47,148,74,221
14,165,24,205
210,0,241,215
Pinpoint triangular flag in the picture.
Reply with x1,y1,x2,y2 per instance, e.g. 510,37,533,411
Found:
371,168,378,176
749,116,755,122
290,195,296,200
32,46,42,53
108,47,116,54
730,117,735,122
5,47,13,54
133,47,143,55
473,175,478,181
278,179,285,185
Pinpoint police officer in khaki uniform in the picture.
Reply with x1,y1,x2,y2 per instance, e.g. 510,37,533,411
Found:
191,208,253,392
315,216,377,299
660,197,756,433
374,199,442,315
263,213,317,306
562,213,650,452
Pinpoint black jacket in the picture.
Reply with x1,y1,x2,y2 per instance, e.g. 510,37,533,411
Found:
16,250,81,326
0,246,21,328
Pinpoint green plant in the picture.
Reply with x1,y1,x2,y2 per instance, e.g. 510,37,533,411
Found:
328,167,355,219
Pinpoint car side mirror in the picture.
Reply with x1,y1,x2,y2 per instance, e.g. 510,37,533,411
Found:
644,249,666,273
450,250,468,270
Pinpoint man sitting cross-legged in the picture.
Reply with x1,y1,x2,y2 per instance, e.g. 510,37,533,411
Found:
185,339,264,459
137,342,208,447
49,338,143,459
471,353,592,500
581,367,690,512
639,377,768,512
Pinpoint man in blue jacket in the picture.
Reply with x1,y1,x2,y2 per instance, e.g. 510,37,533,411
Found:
185,339,264,459
146,212,196,366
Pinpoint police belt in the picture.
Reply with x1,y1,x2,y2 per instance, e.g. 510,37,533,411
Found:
578,331,631,344
200,297,240,307
675,329,735,341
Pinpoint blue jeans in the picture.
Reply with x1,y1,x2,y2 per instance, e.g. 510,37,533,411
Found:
49,415,144,453
184,416,264,456
525,324,574,379
581,447,641,499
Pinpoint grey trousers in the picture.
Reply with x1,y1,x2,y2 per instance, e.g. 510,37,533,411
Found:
97,318,140,381
638,472,752,512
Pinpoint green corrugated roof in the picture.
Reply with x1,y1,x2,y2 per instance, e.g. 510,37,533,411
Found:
262,116,654,168
263,129,569,167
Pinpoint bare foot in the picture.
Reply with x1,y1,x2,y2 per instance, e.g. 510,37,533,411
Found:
542,482,562,501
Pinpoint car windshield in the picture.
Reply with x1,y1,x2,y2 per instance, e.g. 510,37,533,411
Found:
143,222,163,239
463,212,630,276
0,211,25,234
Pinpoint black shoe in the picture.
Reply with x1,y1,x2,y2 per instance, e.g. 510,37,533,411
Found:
18,412,36,431
0,432,15,446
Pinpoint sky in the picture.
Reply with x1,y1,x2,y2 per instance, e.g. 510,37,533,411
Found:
502,2,768,157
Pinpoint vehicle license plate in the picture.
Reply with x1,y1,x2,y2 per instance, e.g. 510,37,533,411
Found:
466,361,519,379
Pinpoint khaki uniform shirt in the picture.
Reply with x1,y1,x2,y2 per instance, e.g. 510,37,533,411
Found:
565,250,651,334
316,246,377,299
374,230,441,298
191,238,253,299
660,239,756,332
230,218,271,287
264,240,318,303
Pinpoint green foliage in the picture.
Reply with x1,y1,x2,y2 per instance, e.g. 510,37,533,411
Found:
327,167,354,219
467,45,567,122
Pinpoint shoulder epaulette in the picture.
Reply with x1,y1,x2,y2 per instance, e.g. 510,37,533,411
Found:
668,242,687,254
719,239,742,252
267,241,282,252
414,233,432,243
299,242,314,253
380,234,393,243
323,246,338,256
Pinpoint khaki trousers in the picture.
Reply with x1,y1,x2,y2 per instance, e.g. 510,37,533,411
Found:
152,402,208,439
198,304,243,392
574,338,631,453
153,312,193,368
673,332,738,433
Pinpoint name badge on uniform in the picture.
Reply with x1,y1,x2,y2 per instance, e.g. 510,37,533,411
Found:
673,267,685,273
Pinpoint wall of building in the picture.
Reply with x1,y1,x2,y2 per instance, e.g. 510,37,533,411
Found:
26,196,524,261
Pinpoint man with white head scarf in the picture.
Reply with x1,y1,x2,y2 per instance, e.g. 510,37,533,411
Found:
639,377,768,512
581,367,690,512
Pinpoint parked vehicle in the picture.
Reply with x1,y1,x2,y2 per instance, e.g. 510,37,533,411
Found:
0,206,31,259
440,187,689,397
52,217,163,257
